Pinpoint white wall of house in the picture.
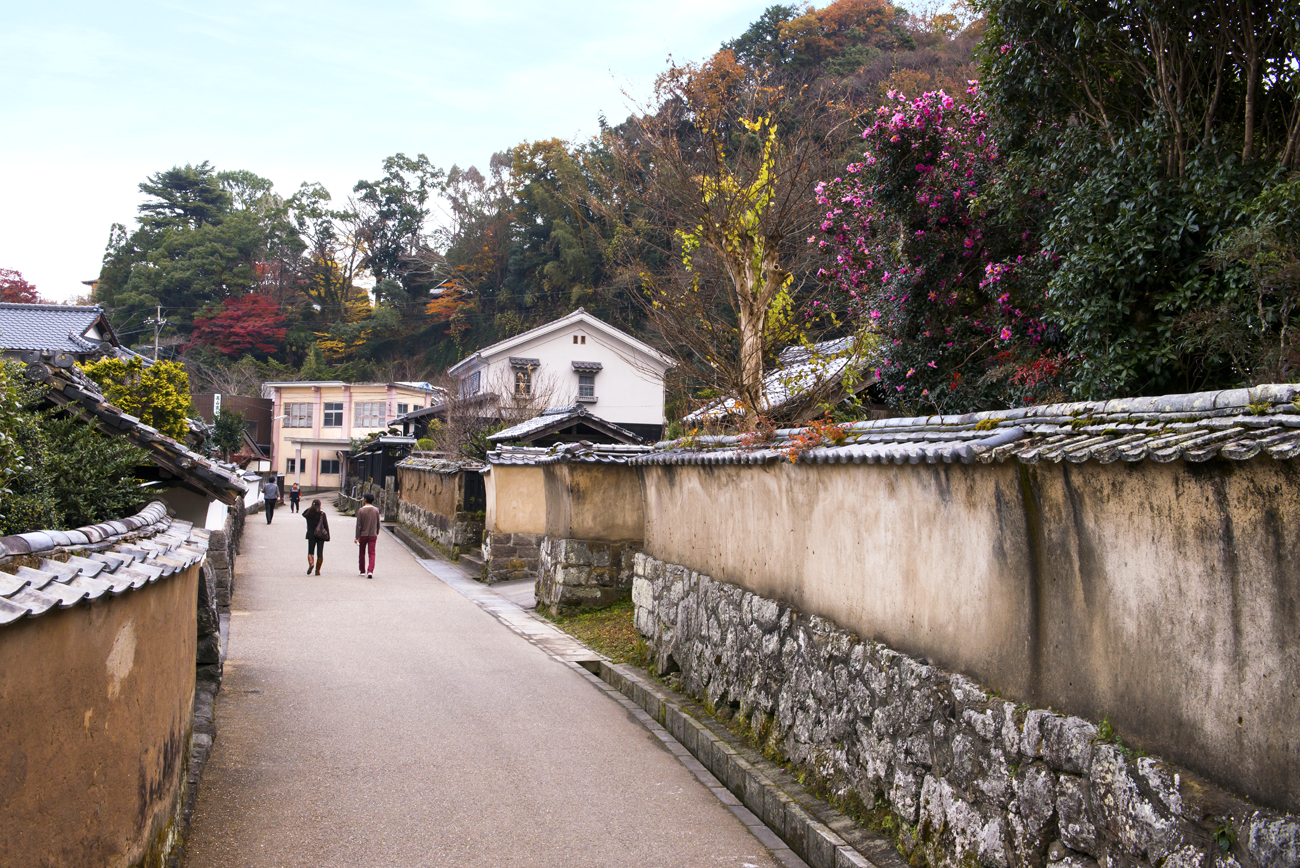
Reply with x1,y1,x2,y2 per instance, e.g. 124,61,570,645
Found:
457,318,668,428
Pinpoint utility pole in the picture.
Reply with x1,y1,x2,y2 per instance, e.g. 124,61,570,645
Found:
154,305,161,362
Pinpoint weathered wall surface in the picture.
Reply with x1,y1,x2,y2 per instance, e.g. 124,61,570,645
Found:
398,499,483,552
482,531,544,583
638,458,1300,814
486,465,546,535
0,563,200,868
633,553,1300,868
543,463,644,541
537,537,641,614
398,465,460,517
395,464,484,556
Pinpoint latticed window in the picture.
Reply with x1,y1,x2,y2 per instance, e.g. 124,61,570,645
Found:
354,402,383,428
285,403,312,428
322,402,343,427
461,371,481,397
578,374,595,399
515,368,532,397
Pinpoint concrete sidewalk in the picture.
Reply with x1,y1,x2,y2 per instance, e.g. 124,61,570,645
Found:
183,503,781,868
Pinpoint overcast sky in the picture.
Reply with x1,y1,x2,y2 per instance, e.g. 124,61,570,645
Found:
1,0,785,302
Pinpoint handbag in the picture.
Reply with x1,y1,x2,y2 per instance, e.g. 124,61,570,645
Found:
313,515,331,542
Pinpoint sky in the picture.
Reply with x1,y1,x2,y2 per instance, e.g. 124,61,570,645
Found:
0,0,781,302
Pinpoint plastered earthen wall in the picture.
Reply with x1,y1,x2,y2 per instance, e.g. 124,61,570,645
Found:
486,465,547,535
544,463,645,541
398,466,460,517
0,563,199,868
638,457,1300,813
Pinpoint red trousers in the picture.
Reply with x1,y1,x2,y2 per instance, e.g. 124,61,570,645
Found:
357,536,377,573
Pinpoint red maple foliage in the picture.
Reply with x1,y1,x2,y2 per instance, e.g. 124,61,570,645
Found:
0,268,40,303
189,293,287,356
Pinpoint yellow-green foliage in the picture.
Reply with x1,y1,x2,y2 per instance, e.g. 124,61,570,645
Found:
80,357,195,441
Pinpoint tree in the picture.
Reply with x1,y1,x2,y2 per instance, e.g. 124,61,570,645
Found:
814,86,1053,412
80,357,195,440
137,162,232,232
95,163,302,344
598,53,855,423
973,0,1300,397
979,0,1300,176
0,269,39,303
352,153,445,288
0,360,147,536
209,407,247,461
189,293,288,357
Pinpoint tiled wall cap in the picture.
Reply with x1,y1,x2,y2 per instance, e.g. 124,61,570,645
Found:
63,531,89,546
0,536,32,555
15,532,55,551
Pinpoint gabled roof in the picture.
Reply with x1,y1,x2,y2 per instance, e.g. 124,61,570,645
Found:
684,337,872,424
22,353,248,505
642,383,1300,468
487,405,644,445
448,309,673,376
0,302,120,355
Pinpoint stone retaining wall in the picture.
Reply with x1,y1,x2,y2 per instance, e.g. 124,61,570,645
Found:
397,499,483,555
481,531,544,584
337,480,398,521
632,553,1300,868
537,536,641,615
186,498,244,848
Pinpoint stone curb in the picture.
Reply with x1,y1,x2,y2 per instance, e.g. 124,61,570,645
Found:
593,660,879,868
389,523,438,559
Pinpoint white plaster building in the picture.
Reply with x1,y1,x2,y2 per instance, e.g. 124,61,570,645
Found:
447,309,673,441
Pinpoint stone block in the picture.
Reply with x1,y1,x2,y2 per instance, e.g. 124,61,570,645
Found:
196,633,221,666
1043,716,1097,775
807,823,843,868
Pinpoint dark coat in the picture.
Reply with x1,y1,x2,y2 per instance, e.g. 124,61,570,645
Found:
304,508,328,541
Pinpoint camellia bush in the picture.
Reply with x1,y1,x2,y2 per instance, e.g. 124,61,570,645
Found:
813,84,1060,413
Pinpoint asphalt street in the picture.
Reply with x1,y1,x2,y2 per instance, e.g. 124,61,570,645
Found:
183,501,779,868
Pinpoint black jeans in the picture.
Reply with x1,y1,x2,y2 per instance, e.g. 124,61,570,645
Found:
265,498,276,523
308,537,325,558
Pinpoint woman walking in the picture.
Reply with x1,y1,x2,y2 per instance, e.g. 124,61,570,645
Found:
303,499,329,575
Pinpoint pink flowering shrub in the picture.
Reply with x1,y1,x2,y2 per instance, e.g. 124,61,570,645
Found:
812,85,1058,412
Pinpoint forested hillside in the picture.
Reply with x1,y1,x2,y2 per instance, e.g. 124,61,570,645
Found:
88,1,977,396
90,0,1298,418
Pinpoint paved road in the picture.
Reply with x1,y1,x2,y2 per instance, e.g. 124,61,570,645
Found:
184,503,779,868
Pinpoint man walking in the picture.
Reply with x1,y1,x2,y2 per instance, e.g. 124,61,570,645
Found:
263,477,280,525
355,493,380,579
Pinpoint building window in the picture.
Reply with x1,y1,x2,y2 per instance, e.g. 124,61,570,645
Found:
397,402,409,415
320,459,340,475
285,403,312,427
514,368,532,397
354,402,383,428
322,402,343,427
572,334,586,344
286,458,297,474
462,371,480,397
578,373,595,399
